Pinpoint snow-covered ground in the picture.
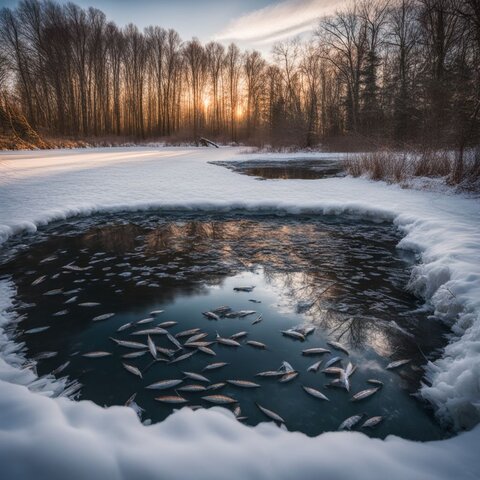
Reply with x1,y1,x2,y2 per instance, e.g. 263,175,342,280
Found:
0,147,479,479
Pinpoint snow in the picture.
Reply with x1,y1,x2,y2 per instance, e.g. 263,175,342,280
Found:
0,146,480,479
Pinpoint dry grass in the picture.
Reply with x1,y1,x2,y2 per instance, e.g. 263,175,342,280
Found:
344,148,480,192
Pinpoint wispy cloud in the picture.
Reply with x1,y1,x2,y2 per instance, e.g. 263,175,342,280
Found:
215,0,345,44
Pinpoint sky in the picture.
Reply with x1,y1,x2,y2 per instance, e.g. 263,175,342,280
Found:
0,0,345,55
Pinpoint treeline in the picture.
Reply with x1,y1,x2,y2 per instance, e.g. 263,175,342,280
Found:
0,0,479,148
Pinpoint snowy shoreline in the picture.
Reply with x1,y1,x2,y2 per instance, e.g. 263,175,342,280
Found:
0,147,479,479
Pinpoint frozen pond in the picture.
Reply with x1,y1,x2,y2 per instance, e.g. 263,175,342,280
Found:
0,212,449,440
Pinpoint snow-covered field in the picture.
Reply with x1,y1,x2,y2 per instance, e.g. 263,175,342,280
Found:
0,147,479,479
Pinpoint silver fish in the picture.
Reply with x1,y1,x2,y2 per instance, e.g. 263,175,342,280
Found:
51,361,70,375
280,361,295,373
34,351,57,360
184,341,214,348
202,311,220,320
122,362,142,378
237,310,256,317
249,299,261,304
256,403,284,423
53,310,68,316
279,371,298,383
150,310,164,315
122,351,148,359
207,382,226,390
183,371,210,383
233,286,255,292
361,416,383,428
227,380,260,388
147,336,157,359
64,296,78,304
157,321,177,328
78,302,100,307
307,361,322,372
246,340,267,349
281,330,305,341
252,315,263,325
302,348,330,355
325,356,342,368
203,362,229,371
176,328,201,338
327,341,349,355
156,346,175,358
137,317,154,325
351,387,380,401
339,414,364,430
155,395,187,404
125,393,144,418
131,327,168,336
92,313,115,322
25,326,50,334
110,338,147,349
345,362,356,377
216,336,241,347
82,351,111,358
256,370,284,377
169,350,197,364
386,359,411,370
367,379,384,386
167,333,183,349
230,331,248,340
31,275,47,286
198,346,216,356
302,386,330,401
146,379,183,390
178,384,207,392
44,289,63,296
202,395,237,404
117,322,132,332
185,333,208,343
211,305,231,314
322,367,344,375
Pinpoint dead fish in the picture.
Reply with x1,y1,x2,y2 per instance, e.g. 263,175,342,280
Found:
110,338,147,349
322,367,344,375
122,351,148,359
169,350,197,364
117,322,132,332
155,395,187,404
150,310,164,315
131,327,168,336
230,331,248,340
280,361,295,373
185,333,208,343
78,302,100,307
167,333,183,350
64,296,78,304
203,362,229,372
256,403,285,423
183,371,210,383
51,361,70,375
92,313,115,322
147,336,157,359
146,379,183,390
137,317,154,325
82,351,111,358
386,359,411,370
281,330,305,341
252,315,263,325
175,328,201,338
122,363,142,378
227,379,260,388
198,346,216,356
211,305,231,314
246,340,267,349
156,346,175,358
31,275,47,286
237,310,256,317
53,310,68,316
367,379,384,386
25,326,50,334
44,289,63,296
302,386,330,401
63,264,90,272
279,371,299,383
300,326,316,336
351,387,380,402
202,395,237,405
325,356,342,368
302,348,330,356
327,341,349,355
184,341,214,348
202,311,220,321
256,370,284,377
249,299,261,303
216,335,241,347
158,321,177,328
207,383,226,391
339,371,350,392
233,286,255,292
339,414,364,430
178,384,207,392
33,351,57,360
307,361,322,372
361,416,384,428
345,362,356,378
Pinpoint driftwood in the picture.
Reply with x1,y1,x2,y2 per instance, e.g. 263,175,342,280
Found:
199,137,219,148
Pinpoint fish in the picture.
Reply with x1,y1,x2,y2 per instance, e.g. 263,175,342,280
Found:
302,386,330,401
175,328,201,338
64,296,78,304
178,384,207,392
211,305,231,314
367,379,384,386
158,321,178,328
361,416,384,428
203,362,229,371
146,379,183,390
184,341,214,348
237,310,256,317
63,264,90,272
147,336,157,359
150,310,164,315
122,363,142,378
198,346,216,356
233,286,255,292
44,289,63,296
156,346,175,358
327,341,349,355
155,395,187,404
110,338,147,349
322,367,344,375
350,387,380,402
227,380,260,388
246,340,267,349
252,315,263,325
300,326,316,336
82,351,112,358
307,361,322,372
216,335,241,347
230,331,248,340
33,351,58,360
169,350,197,364
202,395,237,404
324,356,342,368
31,275,47,286
249,299,261,303
183,371,210,383
256,370,284,377
185,333,208,343
92,313,115,322
207,382,226,390
24,326,50,334
386,359,411,370
302,348,330,355
51,361,70,375
131,327,168,335
279,371,299,383
125,393,144,418
53,310,68,316
339,414,364,430
167,333,183,350
202,311,220,321
256,403,285,423
339,371,350,392
117,322,132,332
122,351,148,359
78,302,100,307
281,330,305,341
137,317,154,325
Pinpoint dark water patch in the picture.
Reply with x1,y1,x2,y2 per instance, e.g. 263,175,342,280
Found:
210,158,344,180
0,212,449,440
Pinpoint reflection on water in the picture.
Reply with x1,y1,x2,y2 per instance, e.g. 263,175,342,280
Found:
0,213,449,440
210,158,344,180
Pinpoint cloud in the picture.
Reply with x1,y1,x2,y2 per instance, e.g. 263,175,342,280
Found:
215,0,345,44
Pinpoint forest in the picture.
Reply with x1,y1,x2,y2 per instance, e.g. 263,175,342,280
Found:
0,0,479,150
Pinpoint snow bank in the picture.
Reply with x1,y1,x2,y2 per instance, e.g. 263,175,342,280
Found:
0,146,480,478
